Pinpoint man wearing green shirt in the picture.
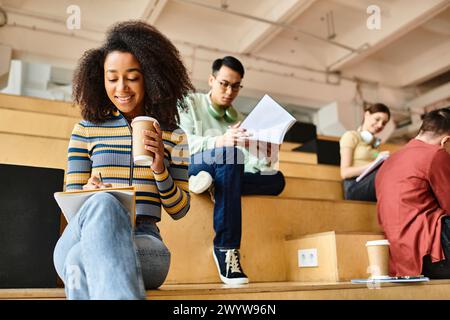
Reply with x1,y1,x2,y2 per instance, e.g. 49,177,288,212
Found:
179,56,285,285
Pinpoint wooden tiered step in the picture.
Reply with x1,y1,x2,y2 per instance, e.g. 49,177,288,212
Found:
0,93,80,117
281,136,403,154
0,107,78,140
279,162,341,181
0,288,66,300
284,231,386,282
0,132,68,170
280,142,302,151
2,280,450,300
160,195,380,284
148,280,450,300
279,150,317,164
0,94,80,170
281,177,343,200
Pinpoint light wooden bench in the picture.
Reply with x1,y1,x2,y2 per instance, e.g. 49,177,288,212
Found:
2,280,450,300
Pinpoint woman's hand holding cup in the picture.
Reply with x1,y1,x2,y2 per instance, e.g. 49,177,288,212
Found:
131,116,165,173
143,121,166,174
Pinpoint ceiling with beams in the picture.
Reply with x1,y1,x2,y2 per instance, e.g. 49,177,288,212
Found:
0,0,449,130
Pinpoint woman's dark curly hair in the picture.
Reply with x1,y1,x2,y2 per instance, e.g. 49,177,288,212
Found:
72,20,194,129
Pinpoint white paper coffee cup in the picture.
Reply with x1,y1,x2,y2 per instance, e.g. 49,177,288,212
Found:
366,239,390,279
131,116,158,166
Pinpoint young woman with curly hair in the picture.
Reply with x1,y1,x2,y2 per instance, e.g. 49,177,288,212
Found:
53,21,194,300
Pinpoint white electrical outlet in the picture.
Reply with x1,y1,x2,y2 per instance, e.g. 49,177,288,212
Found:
298,248,318,267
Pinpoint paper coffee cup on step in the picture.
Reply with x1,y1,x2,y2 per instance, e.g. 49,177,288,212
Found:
131,116,158,166
366,239,390,279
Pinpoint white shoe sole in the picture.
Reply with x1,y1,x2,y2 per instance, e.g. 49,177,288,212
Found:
189,171,213,194
212,249,249,285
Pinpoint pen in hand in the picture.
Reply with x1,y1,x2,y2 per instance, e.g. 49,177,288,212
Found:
82,172,112,190
98,172,111,188
98,172,112,188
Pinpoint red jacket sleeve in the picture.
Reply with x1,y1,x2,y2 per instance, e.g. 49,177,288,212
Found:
429,148,450,213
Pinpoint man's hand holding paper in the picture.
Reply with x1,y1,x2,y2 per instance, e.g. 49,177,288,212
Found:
240,94,296,145
215,121,253,148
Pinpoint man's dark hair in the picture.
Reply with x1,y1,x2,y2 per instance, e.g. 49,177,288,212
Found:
72,20,194,129
419,108,450,136
212,56,245,78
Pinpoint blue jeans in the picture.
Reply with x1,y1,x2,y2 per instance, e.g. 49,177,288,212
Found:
53,192,170,300
189,147,285,249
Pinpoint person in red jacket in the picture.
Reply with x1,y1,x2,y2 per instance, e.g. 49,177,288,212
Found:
376,108,450,278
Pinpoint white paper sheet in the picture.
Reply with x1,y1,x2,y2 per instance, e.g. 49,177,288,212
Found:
351,276,429,283
240,94,296,145
356,153,389,182
54,187,135,224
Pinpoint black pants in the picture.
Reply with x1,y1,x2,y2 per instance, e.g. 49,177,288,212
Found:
422,216,450,279
343,167,378,202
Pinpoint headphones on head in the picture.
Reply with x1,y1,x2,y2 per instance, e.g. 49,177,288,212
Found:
359,130,381,148
207,100,238,123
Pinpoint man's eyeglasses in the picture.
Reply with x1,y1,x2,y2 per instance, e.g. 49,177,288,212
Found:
215,78,243,92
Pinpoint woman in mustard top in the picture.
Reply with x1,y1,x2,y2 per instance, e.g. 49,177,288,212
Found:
339,103,390,201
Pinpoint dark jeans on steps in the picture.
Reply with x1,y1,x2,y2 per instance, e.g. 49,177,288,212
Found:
343,167,379,202
188,147,286,249
422,216,450,279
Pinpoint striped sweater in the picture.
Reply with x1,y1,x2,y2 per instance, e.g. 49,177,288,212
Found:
66,109,190,221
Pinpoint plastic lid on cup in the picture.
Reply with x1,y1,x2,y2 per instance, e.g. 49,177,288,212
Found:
366,239,390,246
131,116,158,125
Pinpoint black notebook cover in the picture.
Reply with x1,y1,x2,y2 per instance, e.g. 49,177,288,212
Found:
0,164,64,288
